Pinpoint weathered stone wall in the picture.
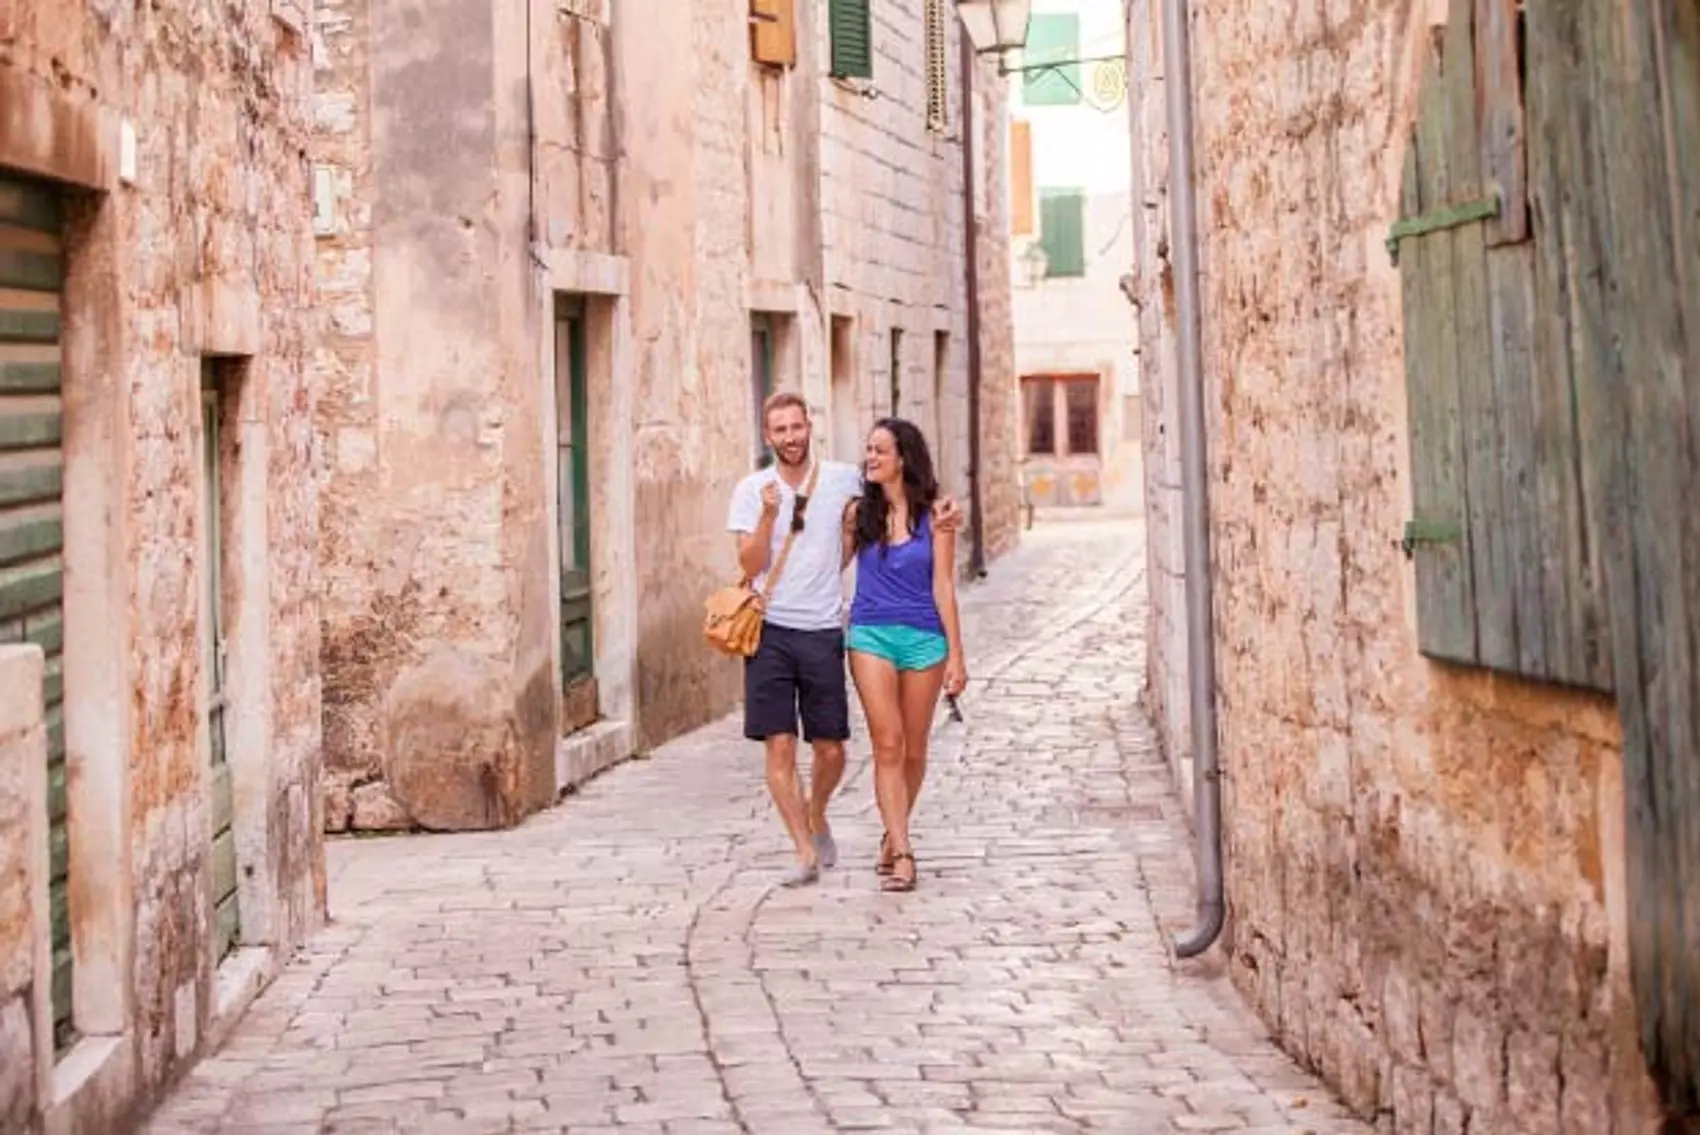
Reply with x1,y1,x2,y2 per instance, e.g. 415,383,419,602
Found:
0,647,46,1130
971,70,1023,564
622,0,756,750
313,0,578,831
313,0,1022,780
1126,0,1193,807
815,2,1020,568
1128,1,1663,1130
2,0,323,1121
626,2,1020,749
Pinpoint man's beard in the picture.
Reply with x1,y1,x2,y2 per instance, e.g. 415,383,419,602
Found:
775,440,811,468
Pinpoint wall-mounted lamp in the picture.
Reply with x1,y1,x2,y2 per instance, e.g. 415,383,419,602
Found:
956,0,1125,84
955,0,1034,58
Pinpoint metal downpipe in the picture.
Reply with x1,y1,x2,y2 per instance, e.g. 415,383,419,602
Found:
1159,0,1224,960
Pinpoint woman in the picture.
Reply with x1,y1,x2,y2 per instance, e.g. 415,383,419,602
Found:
841,418,968,893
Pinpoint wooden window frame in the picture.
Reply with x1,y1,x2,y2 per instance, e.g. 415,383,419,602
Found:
1021,373,1100,459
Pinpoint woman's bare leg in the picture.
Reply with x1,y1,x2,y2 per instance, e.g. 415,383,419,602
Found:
849,651,909,875
897,664,946,821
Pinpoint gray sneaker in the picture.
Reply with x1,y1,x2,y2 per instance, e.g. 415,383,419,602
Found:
780,861,820,888
812,831,838,870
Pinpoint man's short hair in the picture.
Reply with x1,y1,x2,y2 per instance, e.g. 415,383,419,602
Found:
763,391,809,422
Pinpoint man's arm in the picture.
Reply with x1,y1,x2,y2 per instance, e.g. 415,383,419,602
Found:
933,494,964,533
730,480,781,580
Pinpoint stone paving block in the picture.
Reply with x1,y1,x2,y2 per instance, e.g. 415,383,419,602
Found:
136,524,1369,1135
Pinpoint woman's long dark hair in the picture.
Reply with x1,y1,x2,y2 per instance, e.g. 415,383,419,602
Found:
855,417,940,554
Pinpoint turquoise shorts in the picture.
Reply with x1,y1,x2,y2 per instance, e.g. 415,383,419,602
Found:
847,624,949,671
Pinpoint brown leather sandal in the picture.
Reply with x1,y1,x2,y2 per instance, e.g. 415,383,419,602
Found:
876,832,895,875
881,852,916,893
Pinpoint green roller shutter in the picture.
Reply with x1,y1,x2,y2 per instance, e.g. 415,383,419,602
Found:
829,0,872,79
0,169,73,1052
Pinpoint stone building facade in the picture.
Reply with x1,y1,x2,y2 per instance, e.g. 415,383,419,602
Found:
1126,1,1666,1132
313,0,1020,831
0,1,325,1129
1008,0,1143,515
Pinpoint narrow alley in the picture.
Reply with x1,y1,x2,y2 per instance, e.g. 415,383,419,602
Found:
142,522,1364,1135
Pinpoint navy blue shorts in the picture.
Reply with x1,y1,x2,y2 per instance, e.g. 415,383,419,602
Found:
743,623,851,743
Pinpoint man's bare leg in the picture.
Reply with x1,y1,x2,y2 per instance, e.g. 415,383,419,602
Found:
807,738,846,868
765,734,819,886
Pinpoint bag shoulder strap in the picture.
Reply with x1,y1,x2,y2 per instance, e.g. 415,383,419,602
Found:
758,460,820,601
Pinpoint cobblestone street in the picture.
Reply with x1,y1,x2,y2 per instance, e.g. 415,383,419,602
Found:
144,520,1368,1135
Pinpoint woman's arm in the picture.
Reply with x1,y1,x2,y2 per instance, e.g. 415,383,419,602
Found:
931,502,968,695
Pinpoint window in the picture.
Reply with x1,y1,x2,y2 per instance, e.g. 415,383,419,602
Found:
1023,13,1081,106
1039,189,1086,278
751,315,776,466
1022,379,1057,455
750,0,796,67
1022,374,1099,458
1010,121,1034,237
829,0,872,79
1064,378,1098,455
924,0,948,132
1394,0,1609,693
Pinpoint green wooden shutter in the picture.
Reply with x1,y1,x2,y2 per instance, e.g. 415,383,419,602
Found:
1038,189,1086,278
0,169,73,1051
829,0,872,79
1393,3,1610,693
1022,13,1080,106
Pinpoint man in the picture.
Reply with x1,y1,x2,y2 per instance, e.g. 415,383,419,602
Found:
727,392,959,886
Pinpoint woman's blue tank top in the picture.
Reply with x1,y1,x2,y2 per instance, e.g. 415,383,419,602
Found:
849,508,944,635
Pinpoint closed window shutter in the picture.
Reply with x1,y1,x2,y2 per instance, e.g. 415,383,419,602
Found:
751,0,797,67
1023,13,1081,106
1010,121,1034,236
1039,189,1085,277
829,0,872,79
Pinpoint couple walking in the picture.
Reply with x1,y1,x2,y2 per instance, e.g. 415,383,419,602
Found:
726,393,968,892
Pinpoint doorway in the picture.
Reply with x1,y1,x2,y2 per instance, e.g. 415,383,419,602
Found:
198,358,241,963
554,296,597,733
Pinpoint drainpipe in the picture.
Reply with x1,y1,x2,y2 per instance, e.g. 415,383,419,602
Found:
959,26,988,578
1160,0,1224,960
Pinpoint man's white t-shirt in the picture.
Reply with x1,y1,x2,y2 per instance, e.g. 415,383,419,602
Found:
726,459,863,632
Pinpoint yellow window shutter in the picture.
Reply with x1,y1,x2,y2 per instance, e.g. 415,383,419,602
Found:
1010,120,1035,236
751,0,797,67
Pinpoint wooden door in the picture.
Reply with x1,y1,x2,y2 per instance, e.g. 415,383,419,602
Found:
554,299,597,732
199,361,240,962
